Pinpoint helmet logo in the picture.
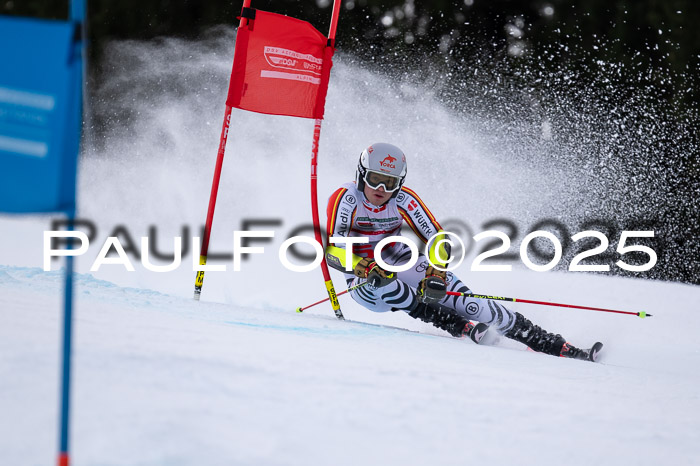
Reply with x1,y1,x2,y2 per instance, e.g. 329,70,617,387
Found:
380,155,397,169
367,146,374,153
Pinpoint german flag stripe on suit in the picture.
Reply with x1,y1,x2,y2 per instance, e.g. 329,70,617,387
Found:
326,187,347,235
397,186,443,243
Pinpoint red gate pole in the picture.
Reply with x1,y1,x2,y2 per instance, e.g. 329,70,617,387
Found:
307,0,344,318
310,119,343,318
193,0,251,300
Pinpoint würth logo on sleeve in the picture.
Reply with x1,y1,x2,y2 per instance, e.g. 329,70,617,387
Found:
408,200,418,212
380,155,397,168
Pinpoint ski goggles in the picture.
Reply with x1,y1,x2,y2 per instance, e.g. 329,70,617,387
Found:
364,170,402,192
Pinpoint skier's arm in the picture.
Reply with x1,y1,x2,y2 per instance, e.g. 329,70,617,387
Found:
324,187,361,273
427,230,451,269
396,187,450,267
325,244,363,273
325,245,396,287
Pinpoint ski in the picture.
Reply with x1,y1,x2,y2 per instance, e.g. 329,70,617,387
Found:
303,313,604,362
465,321,490,344
560,341,604,362
589,342,604,362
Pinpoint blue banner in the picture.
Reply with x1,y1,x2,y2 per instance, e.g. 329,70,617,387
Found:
0,15,83,214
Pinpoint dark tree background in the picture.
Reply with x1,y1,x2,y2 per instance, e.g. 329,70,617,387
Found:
6,0,700,95
4,1,698,284
5,1,697,127
5,1,698,104
5,1,697,153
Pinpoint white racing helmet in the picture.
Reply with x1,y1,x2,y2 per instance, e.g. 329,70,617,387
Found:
355,143,407,198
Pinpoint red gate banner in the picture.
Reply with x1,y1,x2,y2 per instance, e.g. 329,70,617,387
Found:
226,9,333,119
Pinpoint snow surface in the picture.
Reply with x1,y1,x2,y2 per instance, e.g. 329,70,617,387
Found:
2,30,700,465
2,266,700,465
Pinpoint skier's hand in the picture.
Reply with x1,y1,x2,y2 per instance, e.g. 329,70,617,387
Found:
418,266,447,303
354,258,396,288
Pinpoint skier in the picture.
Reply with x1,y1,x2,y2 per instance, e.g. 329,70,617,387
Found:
325,142,602,361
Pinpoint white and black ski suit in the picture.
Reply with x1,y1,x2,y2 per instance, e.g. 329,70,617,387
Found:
325,182,517,334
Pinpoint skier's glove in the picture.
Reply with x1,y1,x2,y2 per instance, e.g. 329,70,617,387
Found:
354,258,396,288
418,266,447,304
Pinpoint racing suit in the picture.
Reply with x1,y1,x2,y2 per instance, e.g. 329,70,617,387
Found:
325,182,517,334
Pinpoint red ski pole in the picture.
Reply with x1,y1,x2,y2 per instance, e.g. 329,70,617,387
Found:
446,291,651,318
296,282,367,313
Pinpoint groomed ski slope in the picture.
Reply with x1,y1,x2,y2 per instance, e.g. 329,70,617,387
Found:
1,264,699,466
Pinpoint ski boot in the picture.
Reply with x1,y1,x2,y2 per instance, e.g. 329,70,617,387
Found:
560,341,604,362
406,302,471,338
504,312,566,355
505,312,602,361
403,302,489,344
